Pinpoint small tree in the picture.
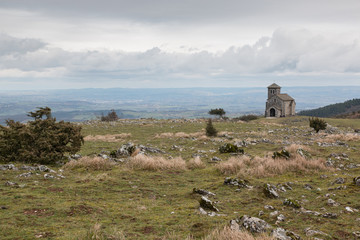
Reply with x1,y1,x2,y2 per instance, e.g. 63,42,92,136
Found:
206,119,217,137
309,117,327,133
0,107,83,164
101,109,119,122
208,108,226,118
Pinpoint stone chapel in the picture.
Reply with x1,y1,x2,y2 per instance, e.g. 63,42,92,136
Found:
265,83,296,117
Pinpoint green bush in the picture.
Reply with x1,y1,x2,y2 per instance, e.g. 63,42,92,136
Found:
208,108,226,118
236,114,259,122
206,119,217,137
0,107,83,164
101,109,119,122
309,117,327,133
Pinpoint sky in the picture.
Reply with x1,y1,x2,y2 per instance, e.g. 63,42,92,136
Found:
1,0,360,90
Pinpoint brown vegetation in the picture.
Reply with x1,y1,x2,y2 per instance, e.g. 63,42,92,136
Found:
203,226,274,240
84,133,131,142
126,155,187,171
187,156,206,169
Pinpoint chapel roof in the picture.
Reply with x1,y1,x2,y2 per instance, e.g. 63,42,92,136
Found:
277,93,294,101
267,83,281,88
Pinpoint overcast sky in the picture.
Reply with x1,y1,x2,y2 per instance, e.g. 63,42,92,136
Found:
1,0,360,90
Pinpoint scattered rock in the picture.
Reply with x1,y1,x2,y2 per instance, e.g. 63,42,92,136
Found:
272,149,290,160
264,205,275,210
263,184,279,198
138,145,165,154
210,156,222,162
0,164,18,171
333,177,346,184
304,227,330,238
4,181,18,187
44,174,55,179
258,210,264,216
353,231,360,239
300,208,321,216
199,196,219,212
354,176,360,186
271,228,292,240
345,206,359,213
116,143,137,156
276,214,286,223
193,188,215,197
304,184,313,190
322,212,337,219
230,215,272,233
270,211,279,217
283,199,301,209
296,148,311,159
327,199,340,207
224,177,251,188
18,172,32,178
70,154,82,159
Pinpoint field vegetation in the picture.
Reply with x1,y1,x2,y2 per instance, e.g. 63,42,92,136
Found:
0,116,359,239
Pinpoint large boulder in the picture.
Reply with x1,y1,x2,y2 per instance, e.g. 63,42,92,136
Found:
116,143,137,157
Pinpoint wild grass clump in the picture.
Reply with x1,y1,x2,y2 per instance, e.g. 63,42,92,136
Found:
80,223,125,240
126,155,186,171
64,157,114,171
155,132,204,139
187,156,206,169
320,133,360,142
203,226,274,240
217,151,328,178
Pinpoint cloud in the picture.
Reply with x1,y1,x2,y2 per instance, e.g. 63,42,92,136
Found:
1,29,360,89
0,33,46,56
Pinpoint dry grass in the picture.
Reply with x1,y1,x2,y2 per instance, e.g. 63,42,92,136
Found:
155,132,205,139
187,156,206,169
217,151,328,178
77,173,111,182
126,155,187,171
203,226,274,240
318,133,360,143
84,133,131,142
63,157,115,171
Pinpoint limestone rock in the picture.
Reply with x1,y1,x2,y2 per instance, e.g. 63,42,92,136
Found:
333,177,345,184
354,176,360,186
193,188,216,197
224,177,251,188
231,215,272,233
322,212,337,219
264,184,279,198
199,196,219,212
44,173,55,179
271,228,291,240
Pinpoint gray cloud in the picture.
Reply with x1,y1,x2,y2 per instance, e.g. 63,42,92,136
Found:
0,33,46,56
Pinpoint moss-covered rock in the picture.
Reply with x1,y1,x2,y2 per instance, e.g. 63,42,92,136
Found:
283,198,301,209
263,183,279,198
272,149,291,160
219,143,244,154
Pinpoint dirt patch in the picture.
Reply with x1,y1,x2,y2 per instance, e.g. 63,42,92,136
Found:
67,204,96,216
142,226,156,234
47,187,64,192
24,208,54,217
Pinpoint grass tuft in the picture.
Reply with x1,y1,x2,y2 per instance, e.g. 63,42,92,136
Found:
187,156,206,169
203,226,274,240
126,155,187,171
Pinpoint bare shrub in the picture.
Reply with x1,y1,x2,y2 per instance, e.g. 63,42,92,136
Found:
203,226,274,240
187,156,206,169
217,153,328,178
126,155,186,171
64,157,114,171
84,133,131,142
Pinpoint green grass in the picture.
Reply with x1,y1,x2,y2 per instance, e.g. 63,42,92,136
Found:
1,117,359,239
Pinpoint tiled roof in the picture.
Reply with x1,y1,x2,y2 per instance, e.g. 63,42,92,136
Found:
277,94,294,101
267,83,281,88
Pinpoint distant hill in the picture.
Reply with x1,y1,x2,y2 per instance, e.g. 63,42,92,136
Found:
298,98,360,118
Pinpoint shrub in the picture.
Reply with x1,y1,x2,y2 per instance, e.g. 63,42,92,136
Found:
309,117,327,133
101,109,119,122
206,119,218,137
208,108,226,118
237,114,259,122
0,107,83,164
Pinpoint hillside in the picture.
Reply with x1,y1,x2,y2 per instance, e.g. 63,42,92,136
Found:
298,98,360,118
1,116,360,239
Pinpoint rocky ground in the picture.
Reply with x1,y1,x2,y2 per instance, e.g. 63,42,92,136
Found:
0,116,359,239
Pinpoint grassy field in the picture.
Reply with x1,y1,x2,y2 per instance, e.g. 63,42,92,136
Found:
0,116,359,239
